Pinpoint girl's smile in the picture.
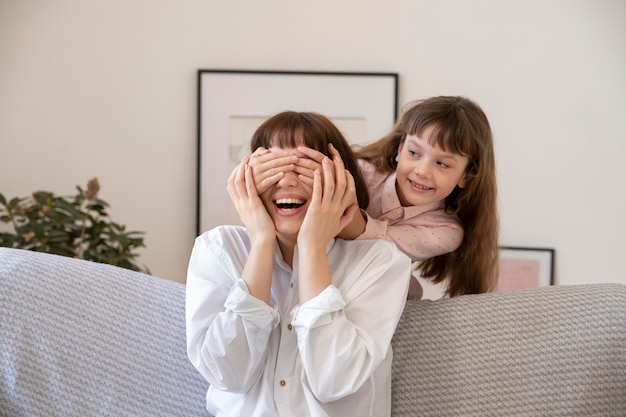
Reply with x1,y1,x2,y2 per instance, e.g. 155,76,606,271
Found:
407,177,433,191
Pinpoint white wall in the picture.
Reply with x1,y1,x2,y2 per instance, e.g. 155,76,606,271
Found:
1,0,625,286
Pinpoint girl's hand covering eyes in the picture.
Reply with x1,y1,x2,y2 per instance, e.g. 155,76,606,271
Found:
248,147,298,195
298,144,358,212
294,147,324,187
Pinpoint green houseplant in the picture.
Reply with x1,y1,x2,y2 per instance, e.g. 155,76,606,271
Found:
0,178,148,273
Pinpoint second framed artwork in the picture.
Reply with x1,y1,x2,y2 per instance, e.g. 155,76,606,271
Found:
496,246,555,292
197,69,398,235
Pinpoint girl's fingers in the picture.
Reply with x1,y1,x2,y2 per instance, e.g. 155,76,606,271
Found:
327,143,342,162
297,173,314,187
297,146,327,163
251,147,269,157
249,151,297,193
256,172,284,189
251,150,297,167
294,158,321,179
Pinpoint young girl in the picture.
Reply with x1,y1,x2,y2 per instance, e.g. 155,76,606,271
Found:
250,96,499,298
186,111,411,417
350,96,499,297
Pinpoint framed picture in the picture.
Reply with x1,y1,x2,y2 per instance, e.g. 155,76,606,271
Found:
496,246,555,292
197,69,398,235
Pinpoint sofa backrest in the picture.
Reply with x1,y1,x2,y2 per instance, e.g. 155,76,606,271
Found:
0,248,209,417
1,248,625,417
392,282,626,416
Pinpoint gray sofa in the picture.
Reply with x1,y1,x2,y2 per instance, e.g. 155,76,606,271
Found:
1,247,624,417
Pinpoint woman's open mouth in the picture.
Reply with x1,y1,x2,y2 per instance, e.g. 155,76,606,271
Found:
274,198,306,212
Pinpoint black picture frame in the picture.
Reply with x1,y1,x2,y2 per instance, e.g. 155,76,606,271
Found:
497,246,555,292
196,69,398,236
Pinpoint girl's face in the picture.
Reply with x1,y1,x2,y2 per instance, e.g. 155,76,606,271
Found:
259,146,313,245
395,125,469,207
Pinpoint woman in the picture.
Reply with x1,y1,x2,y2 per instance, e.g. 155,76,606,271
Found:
186,111,411,417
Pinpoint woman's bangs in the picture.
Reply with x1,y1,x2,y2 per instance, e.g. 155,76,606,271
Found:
267,128,302,149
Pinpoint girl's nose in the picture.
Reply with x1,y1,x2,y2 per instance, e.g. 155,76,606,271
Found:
415,162,431,178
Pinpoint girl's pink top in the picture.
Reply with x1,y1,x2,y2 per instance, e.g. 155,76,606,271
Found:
357,160,463,262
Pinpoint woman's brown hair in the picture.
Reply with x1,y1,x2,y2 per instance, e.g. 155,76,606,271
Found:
250,111,369,210
356,96,499,297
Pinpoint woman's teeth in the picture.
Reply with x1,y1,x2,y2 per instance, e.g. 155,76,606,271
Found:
275,198,305,209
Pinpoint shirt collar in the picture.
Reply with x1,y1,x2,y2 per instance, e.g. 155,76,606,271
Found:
275,238,337,270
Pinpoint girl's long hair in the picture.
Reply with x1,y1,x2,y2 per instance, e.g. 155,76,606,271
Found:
356,96,499,297
250,111,369,209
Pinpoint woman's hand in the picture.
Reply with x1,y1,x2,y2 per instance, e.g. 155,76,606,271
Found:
248,147,298,195
298,144,365,240
298,151,358,250
297,145,358,210
296,151,358,302
227,156,276,243
227,156,277,304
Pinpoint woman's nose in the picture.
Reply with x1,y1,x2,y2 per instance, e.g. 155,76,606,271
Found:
276,170,299,187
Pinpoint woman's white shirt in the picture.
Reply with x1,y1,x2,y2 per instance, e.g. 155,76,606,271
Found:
186,225,411,417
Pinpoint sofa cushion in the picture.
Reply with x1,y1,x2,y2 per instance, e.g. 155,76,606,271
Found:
0,248,209,417
391,283,626,416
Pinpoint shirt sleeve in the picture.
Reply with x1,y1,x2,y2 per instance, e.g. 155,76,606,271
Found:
290,241,411,402
185,231,280,392
358,211,463,262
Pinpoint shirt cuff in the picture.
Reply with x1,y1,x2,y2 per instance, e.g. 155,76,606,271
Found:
224,279,280,329
357,213,386,240
291,285,346,329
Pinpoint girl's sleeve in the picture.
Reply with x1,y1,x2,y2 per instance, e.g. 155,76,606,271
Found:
185,232,280,392
291,241,411,402
358,211,463,261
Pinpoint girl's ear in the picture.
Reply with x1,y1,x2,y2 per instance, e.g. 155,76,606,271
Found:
457,164,477,188
395,142,403,163
457,174,467,189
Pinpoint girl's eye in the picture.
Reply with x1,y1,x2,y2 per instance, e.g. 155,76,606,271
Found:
408,150,420,158
437,161,450,168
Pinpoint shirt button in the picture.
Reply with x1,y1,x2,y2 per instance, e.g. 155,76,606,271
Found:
287,324,293,331
290,283,294,288
279,380,286,386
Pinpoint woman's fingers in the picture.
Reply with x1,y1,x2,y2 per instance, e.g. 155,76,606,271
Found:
321,157,335,203
343,169,357,207
227,157,249,201
244,161,258,197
